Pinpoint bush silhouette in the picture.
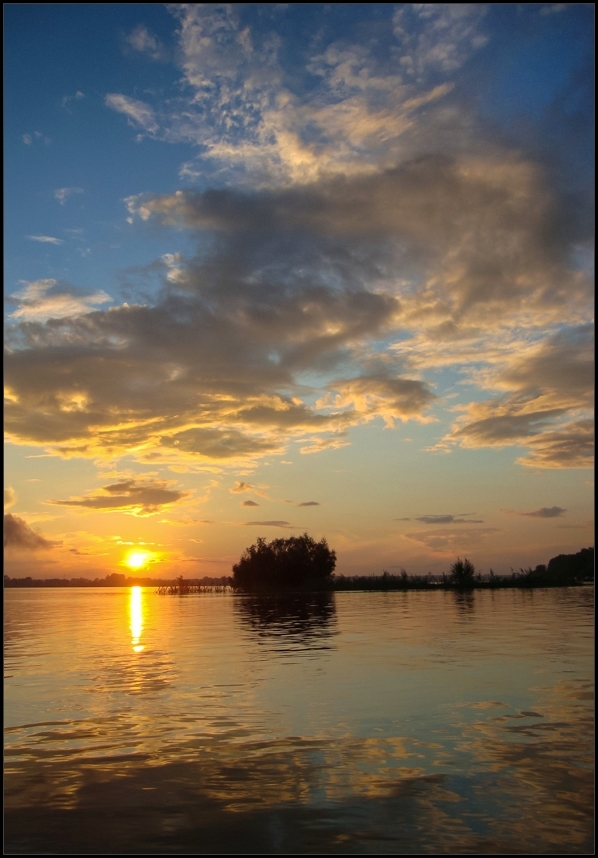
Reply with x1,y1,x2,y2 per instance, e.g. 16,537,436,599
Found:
232,533,336,589
450,557,476,588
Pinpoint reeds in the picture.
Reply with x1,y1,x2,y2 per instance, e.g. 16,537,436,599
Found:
155,577,232,595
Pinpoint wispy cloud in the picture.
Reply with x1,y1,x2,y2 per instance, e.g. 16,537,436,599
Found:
22,130,50,146
54,187,84,205
105,93,159,135
245,520,293,528
61,90,84,111
7,279,111,324
124,24,168,61
414,514,484,525
104,4,489,187
26,235,64,245
540,4,567,15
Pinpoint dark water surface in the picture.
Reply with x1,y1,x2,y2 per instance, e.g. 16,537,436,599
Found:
4,586,594,853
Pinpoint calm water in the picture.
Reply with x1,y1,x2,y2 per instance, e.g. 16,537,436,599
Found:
4,586,594,854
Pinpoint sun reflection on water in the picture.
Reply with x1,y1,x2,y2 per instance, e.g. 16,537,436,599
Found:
129,586,144,652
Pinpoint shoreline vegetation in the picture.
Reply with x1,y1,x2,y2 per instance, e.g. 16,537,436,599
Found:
4,546,593,593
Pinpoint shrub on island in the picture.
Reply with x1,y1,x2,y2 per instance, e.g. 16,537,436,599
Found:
232,533,336,590
449,557,476,588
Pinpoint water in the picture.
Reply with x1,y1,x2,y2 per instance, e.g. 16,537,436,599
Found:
4,586,594,854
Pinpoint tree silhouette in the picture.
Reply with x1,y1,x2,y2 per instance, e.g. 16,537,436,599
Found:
232,533,336,589
450,557,476,588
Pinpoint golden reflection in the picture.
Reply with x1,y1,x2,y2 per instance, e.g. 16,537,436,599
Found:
129,586,144,652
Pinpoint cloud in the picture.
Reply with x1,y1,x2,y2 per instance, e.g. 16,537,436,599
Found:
298,501,319,507
230,482,269,497
518,506,567,519
7,279,111,323
54,187,84,205
321,375,436,427
4,513,56,550
125,24,168,61
245,520,293,528
4,6,593,583
414,514,484,525
23,130,50,145
242,500,259,507
6,156,590,469
105,93,159,135
26,235,64,245
99,4,490,188
4,487,16,510
232,482,255,493
540,4,567,15
442,327,594,469
403,527,500,553
61,91,84,111
516,420,594,470
392,4,488,77
50,478,189,516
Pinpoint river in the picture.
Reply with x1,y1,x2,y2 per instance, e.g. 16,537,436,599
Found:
4,585,594,853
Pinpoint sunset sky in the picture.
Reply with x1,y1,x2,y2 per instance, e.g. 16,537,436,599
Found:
4,3,594,578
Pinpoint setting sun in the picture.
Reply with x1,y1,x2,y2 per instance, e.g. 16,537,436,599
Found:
124,550,153,571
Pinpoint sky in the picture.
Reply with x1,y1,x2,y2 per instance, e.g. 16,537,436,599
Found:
4,3,594,579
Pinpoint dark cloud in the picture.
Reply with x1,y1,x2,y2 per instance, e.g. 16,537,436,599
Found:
231,482,269,498
4,143,591,472
298,501,320,507
446,327,594,469
50,478,188,516
4,514,56,550
415,515,484,525
520,507,567,519
160,427,281,459
323,375,436,425
245,521,293,528
242,500,260,507
499,326,594,405
520,420,594,470
452,409,567,445
404,527,500,553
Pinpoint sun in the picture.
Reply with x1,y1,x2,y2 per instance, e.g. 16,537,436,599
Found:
124,550,153,571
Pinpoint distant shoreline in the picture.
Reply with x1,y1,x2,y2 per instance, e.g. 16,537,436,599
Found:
4,576,594,592
4,547,593,591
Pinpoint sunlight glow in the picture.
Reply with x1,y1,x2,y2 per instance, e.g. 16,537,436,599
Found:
125,550,153,571
129,586,144,652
